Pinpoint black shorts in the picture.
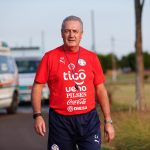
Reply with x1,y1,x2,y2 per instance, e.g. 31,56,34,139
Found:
48,108,101,150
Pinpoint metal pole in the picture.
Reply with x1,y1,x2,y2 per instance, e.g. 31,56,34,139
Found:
111,36,117,81
41,30,45,54
91,10,96,53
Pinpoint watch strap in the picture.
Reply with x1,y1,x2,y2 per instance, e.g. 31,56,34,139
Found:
104,119,113,124
33,113,42,119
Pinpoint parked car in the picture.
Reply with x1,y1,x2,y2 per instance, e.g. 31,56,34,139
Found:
15,57,49,102
0,46,19,114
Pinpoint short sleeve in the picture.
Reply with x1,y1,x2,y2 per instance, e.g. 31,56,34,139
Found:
93,55,105,85
34,53,50,84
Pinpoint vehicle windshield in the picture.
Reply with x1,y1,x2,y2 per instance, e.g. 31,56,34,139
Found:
0,55,15,74
16,60,40,73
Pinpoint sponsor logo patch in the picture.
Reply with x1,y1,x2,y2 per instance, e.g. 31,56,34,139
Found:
67,106,87,112
67,106,74,112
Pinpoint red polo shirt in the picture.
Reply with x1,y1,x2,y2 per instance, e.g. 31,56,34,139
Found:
35,46,105,115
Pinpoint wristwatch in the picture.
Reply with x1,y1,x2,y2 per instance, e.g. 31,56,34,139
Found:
104,119,113,124
33,112,42,119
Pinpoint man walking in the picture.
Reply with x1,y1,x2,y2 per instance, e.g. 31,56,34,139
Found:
32,15,115,150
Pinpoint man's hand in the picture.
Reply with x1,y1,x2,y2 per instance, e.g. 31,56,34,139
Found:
104,123,115,142
34,116,46,136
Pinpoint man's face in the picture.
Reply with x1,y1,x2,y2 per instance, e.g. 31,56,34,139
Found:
61,20,83,48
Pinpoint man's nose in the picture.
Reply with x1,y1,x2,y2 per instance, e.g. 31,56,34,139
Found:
69,31,74,37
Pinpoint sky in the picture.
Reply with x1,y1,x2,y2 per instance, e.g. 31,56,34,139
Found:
0,0,150,58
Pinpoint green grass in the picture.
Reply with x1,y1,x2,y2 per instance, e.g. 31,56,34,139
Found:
106,73,136,83
106,83,150,111
112,112,150,150
99,73,150,150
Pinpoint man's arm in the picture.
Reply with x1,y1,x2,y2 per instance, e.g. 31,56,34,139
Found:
95,83,115,142
31,82,46,136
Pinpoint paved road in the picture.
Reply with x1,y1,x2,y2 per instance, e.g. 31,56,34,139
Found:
0,104,49,150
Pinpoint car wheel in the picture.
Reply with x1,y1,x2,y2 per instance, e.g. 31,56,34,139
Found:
6,92,19,114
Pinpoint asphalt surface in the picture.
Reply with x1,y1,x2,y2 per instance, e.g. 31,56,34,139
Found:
0,104,49,150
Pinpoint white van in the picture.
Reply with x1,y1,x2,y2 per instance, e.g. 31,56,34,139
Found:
15,57,49,102
0,46,19,114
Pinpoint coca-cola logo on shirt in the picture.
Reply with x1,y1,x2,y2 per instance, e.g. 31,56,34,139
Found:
67,98,86,105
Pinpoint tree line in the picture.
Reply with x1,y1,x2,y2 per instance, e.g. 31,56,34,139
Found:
97,51,150,73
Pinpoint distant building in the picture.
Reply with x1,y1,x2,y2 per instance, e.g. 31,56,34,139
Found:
11,46,44,58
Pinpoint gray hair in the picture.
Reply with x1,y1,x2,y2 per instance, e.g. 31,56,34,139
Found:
61,15,83,32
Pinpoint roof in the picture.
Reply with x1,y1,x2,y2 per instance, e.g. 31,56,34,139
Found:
15,56,42,61
11,47,40,51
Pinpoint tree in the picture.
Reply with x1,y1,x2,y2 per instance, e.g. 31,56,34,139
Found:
120,52,150,72
120,53,136,71
143,52,150,70
97,53,118,74
134,0,146,111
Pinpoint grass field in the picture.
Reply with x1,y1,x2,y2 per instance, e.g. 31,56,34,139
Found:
100,73,150,150
108,83,150,111
105,73,150,111
101,111,150,150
